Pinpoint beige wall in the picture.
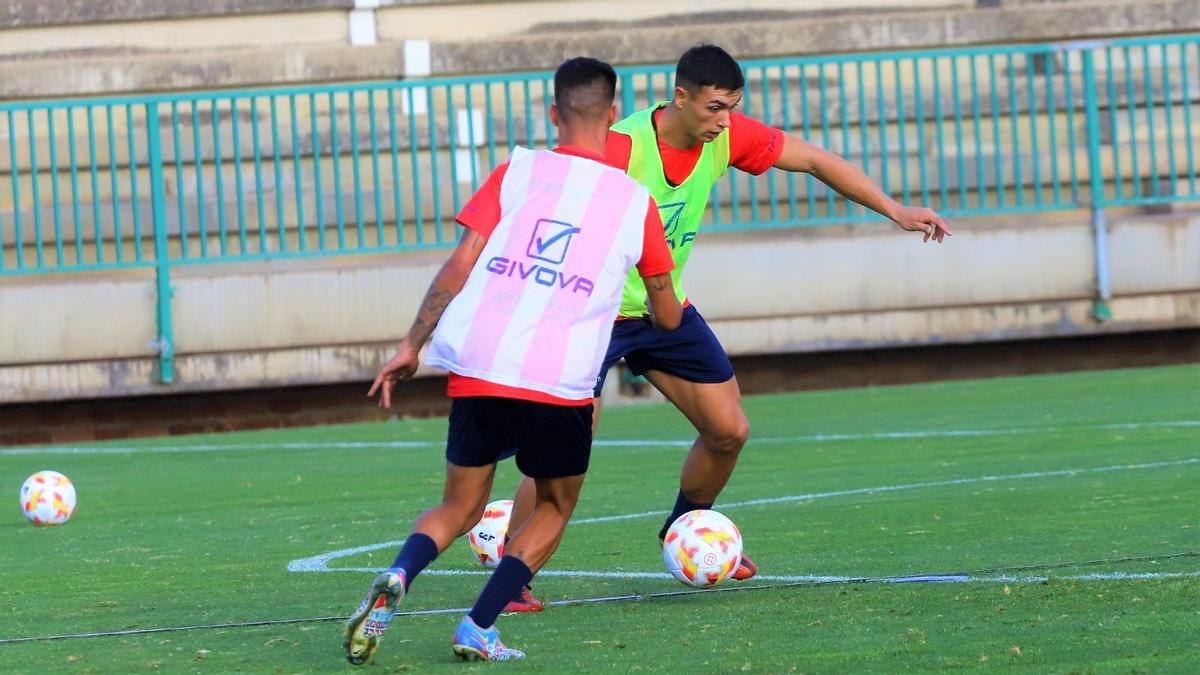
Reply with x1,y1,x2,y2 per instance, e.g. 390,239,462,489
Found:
3,209,1197,402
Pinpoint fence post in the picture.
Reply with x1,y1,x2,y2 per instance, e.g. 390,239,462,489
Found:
1080,47,1112,322
145,102,176,384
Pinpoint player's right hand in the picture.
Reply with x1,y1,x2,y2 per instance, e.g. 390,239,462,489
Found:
367,338,420,408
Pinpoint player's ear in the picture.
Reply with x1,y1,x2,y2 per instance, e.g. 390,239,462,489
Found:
674,85,689,107
549,104,561,128
606,104,617,125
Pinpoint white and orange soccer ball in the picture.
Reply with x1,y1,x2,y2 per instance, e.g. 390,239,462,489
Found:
467,499,513,568
662,509,743,588
20,470,76,526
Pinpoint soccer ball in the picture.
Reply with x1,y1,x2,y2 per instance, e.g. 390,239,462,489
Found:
467,499,513,568
20,470,76,526
662,509,742,588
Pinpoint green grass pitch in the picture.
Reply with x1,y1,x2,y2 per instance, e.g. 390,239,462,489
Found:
1,365,1197,672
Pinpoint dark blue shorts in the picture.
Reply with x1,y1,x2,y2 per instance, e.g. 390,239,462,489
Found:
594,305,734,396
446,397,593,479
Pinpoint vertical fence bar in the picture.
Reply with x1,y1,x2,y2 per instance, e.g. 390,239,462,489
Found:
106,105,122,263
819,64,835,216
742,67,760,225
1123,46,1141,198
933,56,949,209
67,107,83,265
171,102,188,258
231,98,249,255
251,97,267,253
308,93,327,252
1182,42,1197,195
426,85,443,243
7,111,24,269
1159,44,1177,198
86,107,102,264
802,64,816,218
913,58,930,206
350,90,362,246
1045,50,1063,205
971,55,986,208
289,94,307,252
541,78,555,148
464,84,480,192
892,59,910,206
369,90,385,246
124,104,143,261
1140,45,1160,198
329,92,346,249
47,109,64,266
761,66,778,224
211,99,228,255
387,88,404,245
988,53,1005,208
484,81,498,171
1063,50,1081,204
875,60,890,196
836,62,853,217
1082,49,1112,322
1005,54,1022,207
269,95,286,253
445,84,462,223
27,110,44,268
951,57,967,209
407,87,424,244
145,103,175,383
1025,53,1043,204
192,102,209,258
1104,48,1123,200
779,65,797,221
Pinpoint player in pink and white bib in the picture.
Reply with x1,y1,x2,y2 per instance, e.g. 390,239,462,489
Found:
342,58,682,665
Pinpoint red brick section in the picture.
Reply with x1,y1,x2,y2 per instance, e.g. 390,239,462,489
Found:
0,377,450,447
0,329,1196,446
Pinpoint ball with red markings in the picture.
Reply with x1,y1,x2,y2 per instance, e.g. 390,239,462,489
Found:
20,470,76,526
662,509,743,588
466,499,512,569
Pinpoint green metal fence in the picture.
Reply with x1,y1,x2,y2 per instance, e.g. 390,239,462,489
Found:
2,34,1199,380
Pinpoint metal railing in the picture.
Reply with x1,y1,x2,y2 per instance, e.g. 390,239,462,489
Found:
2,34,1198,380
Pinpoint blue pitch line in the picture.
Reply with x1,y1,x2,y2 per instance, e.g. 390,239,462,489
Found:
3,552,1197,645
287,457,1198,573
4,420,1198,457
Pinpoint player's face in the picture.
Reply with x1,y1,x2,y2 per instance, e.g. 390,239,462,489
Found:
678,86,742,143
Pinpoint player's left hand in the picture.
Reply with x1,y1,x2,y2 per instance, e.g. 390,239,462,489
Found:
893,206,952,243
367,338,420,408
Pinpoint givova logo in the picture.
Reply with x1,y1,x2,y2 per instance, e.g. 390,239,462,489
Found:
485,218,595,295
658,201,695,249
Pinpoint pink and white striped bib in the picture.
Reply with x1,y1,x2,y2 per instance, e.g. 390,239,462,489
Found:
426,147,651,400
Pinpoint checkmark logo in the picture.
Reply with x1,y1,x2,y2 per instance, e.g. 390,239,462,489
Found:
526,218,580,264
658,201,686,238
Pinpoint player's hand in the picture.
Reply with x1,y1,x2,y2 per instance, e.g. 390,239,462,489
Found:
893,206,952,243
367,338,420,409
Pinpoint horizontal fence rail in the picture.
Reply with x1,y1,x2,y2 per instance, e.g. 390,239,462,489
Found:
1,34,1198,382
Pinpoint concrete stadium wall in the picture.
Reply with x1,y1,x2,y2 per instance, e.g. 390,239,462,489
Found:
3,208,1197,403
0,1,1196,99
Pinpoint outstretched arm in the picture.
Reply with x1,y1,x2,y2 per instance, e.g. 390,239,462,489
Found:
367,231,487,407
774,135,952,243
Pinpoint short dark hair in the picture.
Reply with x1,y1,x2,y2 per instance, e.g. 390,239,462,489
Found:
554,57,617,121
675,44,744,93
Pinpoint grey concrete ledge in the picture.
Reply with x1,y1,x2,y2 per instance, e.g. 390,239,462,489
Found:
0,1,354,29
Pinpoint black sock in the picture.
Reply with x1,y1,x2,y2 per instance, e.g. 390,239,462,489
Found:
468,556,534,629
389,532,439,588
658,490,714,540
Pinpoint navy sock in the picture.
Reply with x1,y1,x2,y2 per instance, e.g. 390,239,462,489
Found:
468,556,534,629
390,532,439,588
658,490,714,540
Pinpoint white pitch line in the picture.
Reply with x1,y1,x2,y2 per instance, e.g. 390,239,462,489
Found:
4,420,1197,457
286,457,1198,573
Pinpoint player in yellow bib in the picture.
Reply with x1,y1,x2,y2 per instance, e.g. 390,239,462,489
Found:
504,44,951,612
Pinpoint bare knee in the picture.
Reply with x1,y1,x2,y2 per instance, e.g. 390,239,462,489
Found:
703,416,750,456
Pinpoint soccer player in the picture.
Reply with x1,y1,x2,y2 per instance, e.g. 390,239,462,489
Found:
505,44,952,612
341,57,681,664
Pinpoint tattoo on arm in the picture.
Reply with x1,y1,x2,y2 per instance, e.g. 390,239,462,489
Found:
647,274,670,292
407,286,454,348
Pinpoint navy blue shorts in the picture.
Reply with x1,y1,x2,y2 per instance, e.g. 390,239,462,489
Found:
594,305,734,396
445,397,593,479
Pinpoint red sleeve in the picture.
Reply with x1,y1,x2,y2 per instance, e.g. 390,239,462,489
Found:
635,197,675,278
603,131,633,171
455,162,508,238
728,112,785,175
